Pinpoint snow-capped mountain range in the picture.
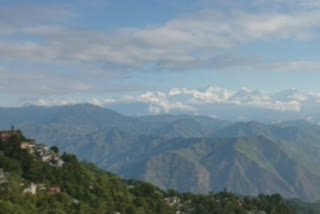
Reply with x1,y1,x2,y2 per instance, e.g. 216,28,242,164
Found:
20,86,320,123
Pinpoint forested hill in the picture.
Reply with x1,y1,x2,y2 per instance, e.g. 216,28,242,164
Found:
0,130,297,214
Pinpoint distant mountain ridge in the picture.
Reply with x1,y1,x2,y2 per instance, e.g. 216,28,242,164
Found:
0,130,301,214
1,104,320,201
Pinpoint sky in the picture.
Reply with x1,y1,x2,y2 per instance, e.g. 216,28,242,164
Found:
1,0,320,119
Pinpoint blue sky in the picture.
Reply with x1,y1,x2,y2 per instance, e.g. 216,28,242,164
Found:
0,0,320,117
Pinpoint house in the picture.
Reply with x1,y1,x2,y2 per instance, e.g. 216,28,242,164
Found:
0,169,7,184
42,154,53,162
23,183,37,194
40,151,64,168
56,159,64,167
23,183,47,194
164,196,181,206
50,155,64,167
20,142,35,150
0,131,13,141
50,186,61,194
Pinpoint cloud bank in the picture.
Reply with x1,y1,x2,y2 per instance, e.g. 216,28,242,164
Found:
23,86,320,115
1,1,320,74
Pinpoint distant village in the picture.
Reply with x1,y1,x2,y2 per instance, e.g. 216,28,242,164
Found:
0,129,64,195
1,129,64,168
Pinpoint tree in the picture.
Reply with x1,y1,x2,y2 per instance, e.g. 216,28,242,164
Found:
50,146,59,154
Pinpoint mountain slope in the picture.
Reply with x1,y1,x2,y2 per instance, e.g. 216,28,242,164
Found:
1,104,320,201
103,136,320,201
0,130,298,214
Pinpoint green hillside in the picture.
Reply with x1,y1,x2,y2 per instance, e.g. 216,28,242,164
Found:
0,130,298,214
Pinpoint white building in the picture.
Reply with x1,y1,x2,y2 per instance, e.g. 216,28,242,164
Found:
23,182,37,194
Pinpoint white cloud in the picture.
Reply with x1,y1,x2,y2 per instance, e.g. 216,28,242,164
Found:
169,87,234,104
167,86,304,112
19,86,320,114
123,92,195,114
1,4,320,73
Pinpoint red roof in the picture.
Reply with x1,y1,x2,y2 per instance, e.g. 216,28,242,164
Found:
0,131,12,140
50,186,61,193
